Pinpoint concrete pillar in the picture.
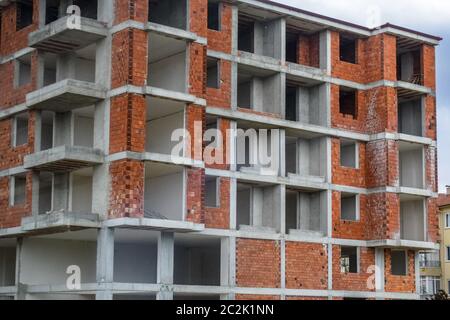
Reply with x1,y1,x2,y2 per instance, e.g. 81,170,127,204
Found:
319,30,331,75
96,228,114,300
375,248,385,299
251,187,263,227
251,78,264,112
56,53,77,81
15,238,25,300
31,172,40,216
231,5,239,55
279,184,286,234
230,178,237,229
53,112,73,147
38,0,47,28
157,232,174,300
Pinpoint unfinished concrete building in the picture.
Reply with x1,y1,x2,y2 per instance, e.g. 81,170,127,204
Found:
0,0,441,300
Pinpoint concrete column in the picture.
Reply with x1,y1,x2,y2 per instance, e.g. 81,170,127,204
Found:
319,30,331,75
231,5,239,55
15,238,25,300
96,228,114,300
279,184,286,234
38,0,47,27
31,172,40,216
251,187,263,227
34,110,42,152
229,178,237,229
56,53,77,81
251,78,264,112
253,22,264,55
53,112,73,147
279,129,286,177
157,232,174,300
375,248,385,299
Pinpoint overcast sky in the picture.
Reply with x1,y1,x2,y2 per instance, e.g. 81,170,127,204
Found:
273,0,450,193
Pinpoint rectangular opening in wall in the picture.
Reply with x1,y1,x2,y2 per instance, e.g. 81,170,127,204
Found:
42,53,57,88
148,33,187,93
286,136,326,179
45,0,59,25
174,235,221,286
339,34,357,64
38,172,53,214
400,197,425,241
399,142,424,189
0,243,16,287
391,250,407,276
236,183,251,227
340,246,358,273
285,31,298,64
285,78,327,125
237,65,281,115
73,0,98,20
145,97,185,154
398,98,423,136
16,0,33,31
73,44,96,83
71,168,93,213
207,57,220,89
144,163,184,221
205,176,219,208
114,229,158,284
238,14,254,53
340,139,357,168
16,54,32,87
40,111,54,151
13,113,29,147
148,0,187,30
11,174,27,206
339,87,357,118
397,46,422,84
286,189,326,235
73,106,94,148
208,1,220,31
340,193,358,221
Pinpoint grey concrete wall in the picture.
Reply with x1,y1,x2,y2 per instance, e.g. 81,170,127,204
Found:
146,112,184,154
298,137,326,177
73,115,94,147
399,99,422,136
71,173,93,213
400,148,424,188
149,0,187,30
114,243,157,283
400,200,425,241
144,172,184,220
148,52,186,92
0,247,16,287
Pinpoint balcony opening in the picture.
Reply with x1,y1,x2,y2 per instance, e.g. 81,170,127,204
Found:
174,235,221,286
419,251,440,268
339,87,357,118
286,189,326,235
73,106,95,148
340,139,358,168
398,98,423,136
0,243,16,287
38,172,52,214
40,111,54,151
42,53,57,87
16,0,33,31
238,13,281,59
399,142,424,189
420,276,441,296
148,0,187,30
15,54,32,88
145,97,185,155
340,193,358,221
10,174,27,207
45,0,60,25
147,33,187,93
285,136,326,180
144,163,184,221
340,246,358,273
397,47,422,84
339,34,357,64
207,57,220,89
70,168,93,213
72,44,96,83
114,229,158,284
12,113,29,147
205,176,219,208
237,65,281,115
400,197,425,242
286,27,320,68
236,182,281,232
285,80,327,125
73,0,98,20
208,1,220,31
391,250,407,276
285,31,298,64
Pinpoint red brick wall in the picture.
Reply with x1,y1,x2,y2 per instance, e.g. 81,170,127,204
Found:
384,249,416,293
206,59,232,108
109,94,146,154
422,44,436,90
0,172,33,228
108,159,144,218
0,51,38,108
111,29,148,89
0,111,36,170
331,31,365,83
287,296,327,300
332,245,376,292
204,177,230,229
424,95,437,140
332,191,368,240
365,140,399,189
427,198,439,243
332,138,366,188
0,1,38,56
207,3,232,54
236,239,281,288
425,145,437,192
366,192,400,240
285,242,328,290
114,0,149,25
188,42,207,97
185,168,204,224
330,85,366,133
297,33,320,68
236,295,280,300
189,0,207,37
